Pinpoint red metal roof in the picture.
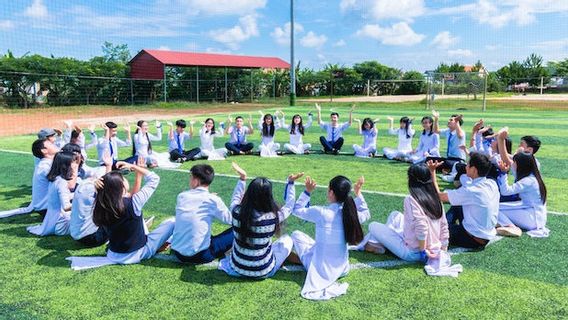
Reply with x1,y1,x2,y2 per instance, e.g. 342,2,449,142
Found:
130,49,290,69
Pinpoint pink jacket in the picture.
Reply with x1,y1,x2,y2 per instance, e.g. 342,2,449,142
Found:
402,196,449,251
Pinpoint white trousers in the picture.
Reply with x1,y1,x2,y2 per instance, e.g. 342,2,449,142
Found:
498,202,539,231
382,148,412,160
0,203,33,219
199,148,228,160
284,143,311,155
259,142,281,157
368,221,421,262
353,144,376,158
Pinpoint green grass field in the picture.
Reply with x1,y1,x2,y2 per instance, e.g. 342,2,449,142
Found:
1,100,567,319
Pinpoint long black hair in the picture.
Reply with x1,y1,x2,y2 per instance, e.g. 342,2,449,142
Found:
93,171,127,227
513,152,547,204
408,165,443,220
361,118,374,132
47,151,78,182
132,120,152,156
400,116,413,139
204,118,216,135
421,116,434,136
261,114,275,137
290,114,304,135
329,176,364,245
61,143,85,170
234,177,280,244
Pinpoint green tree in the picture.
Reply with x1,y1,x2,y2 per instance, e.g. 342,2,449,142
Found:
397,71,425,95
102,42,131,64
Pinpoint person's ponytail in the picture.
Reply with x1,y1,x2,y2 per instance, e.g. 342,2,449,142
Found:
342,195,364,245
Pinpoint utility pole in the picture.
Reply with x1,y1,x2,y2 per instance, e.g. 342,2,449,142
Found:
289,0,296,106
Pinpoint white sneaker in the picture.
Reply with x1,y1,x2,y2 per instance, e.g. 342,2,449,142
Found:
441,174,455,182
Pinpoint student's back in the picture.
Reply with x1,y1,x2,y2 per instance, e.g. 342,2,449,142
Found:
105,197,147,254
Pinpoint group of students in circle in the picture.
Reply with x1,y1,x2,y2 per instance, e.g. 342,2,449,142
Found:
0,105,549,300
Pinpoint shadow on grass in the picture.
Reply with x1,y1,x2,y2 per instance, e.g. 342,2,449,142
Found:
178,264,306,288
0,212,42,225
36,235,86,252
0,225,37,238
0,185,32,200
37,250,73,268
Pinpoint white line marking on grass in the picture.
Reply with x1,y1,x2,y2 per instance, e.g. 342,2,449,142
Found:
2,148,568,216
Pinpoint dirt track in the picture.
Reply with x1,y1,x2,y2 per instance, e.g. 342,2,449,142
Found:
0,104,267,137
300,93,568,103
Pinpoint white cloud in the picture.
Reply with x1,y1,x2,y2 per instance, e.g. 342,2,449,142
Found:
179,0,267,15
356,22,425,46
270,22,304,46
157,46,171,51
431,31,459,49
205,47,232,54
0,20,15,31
448,49,473,57
340,0,426,21
300,31,328,48
209,14,259,50
333,39,347,47
24,0,48,19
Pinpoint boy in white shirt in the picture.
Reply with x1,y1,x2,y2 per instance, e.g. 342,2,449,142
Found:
316,103,354,154
167,119,201,163
97,121,132,167
170,164,234,264
428,111,466,181
224,115,254,155
428,152,499,249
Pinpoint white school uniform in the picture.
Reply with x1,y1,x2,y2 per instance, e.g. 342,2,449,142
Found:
353,128,378,158
447,177,499,240
409,131,440,164
133,127,163,162
320,121,350,143
383,124,415,160
281,115,313,154
168,131,191,153
27,176,75,236
170,186,234,257
64,129,98,160
291,191,370,300
69,180,98,240
497,174,549,237
257,116,282,157
198,127,227,160
440,128,466,160
227,126,251,144
97,136,131,165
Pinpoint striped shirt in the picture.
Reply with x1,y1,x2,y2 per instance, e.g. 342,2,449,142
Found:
228,180,296,278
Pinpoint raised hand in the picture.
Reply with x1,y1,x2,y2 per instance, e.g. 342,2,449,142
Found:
166,121,173,127
155,121,161,128
232,162,247,181
498,127,509,139
305,176,317,193
64,120,73,128
354,176,365,197
136,155,147,168
386,116,394,122
88,124,96,132
315,103,321,111
288,172,305,182
497,160,510,173
426,160,443,172
115,161,131,171
431,110,440,119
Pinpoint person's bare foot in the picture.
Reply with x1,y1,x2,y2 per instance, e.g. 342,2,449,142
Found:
157,242,171,253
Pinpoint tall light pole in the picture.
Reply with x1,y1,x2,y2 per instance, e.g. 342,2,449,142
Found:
289,0,296,106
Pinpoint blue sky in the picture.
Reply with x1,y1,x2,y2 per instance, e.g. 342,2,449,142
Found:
1,0,567,71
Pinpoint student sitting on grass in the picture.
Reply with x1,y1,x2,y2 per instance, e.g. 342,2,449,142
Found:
427,153,499,249
170,164,235,264
69,152,117,247
198,118,228,160
128,120,163,167
0,138,59,219
63,121,98,160
383,116,415,161
224,115,255,155
97,121,132,168
408,116,440,164
27,151,81,236
427,111,466,182
167,119,201,163
281,112,313,155
316,103,354,154
288,175,368,301
353,117,379,158
92,161,174,265
360,164,449,263
257,111,282,157
218,163,304,278
496,152,549,238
